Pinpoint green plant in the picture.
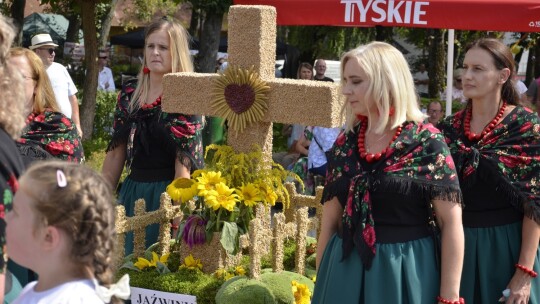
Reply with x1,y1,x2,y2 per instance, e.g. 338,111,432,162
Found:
167,144,300,255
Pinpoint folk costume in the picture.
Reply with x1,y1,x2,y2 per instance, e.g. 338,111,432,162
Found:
439,105,540,304
313,121,461,304
17,110,84,165
107,81,203,253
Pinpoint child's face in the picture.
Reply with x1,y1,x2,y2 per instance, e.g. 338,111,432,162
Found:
5,186,42,268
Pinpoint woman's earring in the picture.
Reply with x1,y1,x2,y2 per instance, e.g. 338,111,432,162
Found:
143,66,150,74
389,106,395,117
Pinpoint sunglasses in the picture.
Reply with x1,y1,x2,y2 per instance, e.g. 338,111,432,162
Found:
99,56,108,59
39,48,55,55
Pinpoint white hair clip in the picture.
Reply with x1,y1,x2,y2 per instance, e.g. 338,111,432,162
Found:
56,169,67,188
95,274,130,302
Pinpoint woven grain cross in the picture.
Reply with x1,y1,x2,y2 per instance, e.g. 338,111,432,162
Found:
162,5,342,157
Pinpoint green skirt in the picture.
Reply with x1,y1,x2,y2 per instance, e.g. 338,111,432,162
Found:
461,222,540,304
312,234,439,304
119,177,172,255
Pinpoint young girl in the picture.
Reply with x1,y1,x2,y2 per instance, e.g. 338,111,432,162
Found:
6,161,129,303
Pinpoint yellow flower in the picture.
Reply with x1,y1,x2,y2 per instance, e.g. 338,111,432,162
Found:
214,268,226,279
166,178,197,203
224,272,234,281
259,183,278,206
204,182,238,211
234,266,246,276
181,254,202,271
237,183,262,207
312,275,316,283
197,171,227,197
291,281,311,304
133,252,169,270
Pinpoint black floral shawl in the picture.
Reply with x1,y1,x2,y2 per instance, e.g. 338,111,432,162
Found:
17,110,84,163
323,121,462,269
439,105,540,224
107,80,203,172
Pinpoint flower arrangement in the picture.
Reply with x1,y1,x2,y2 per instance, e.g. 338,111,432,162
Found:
167,144,300,255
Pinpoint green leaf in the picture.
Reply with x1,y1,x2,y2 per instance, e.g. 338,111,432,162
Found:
119,261,141,272
220,222,239,255
156,262,171,274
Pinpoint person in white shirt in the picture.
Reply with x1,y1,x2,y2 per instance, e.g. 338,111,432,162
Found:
97,52,115,92
413,63,429,98
30,34,82,137
7,161,130,304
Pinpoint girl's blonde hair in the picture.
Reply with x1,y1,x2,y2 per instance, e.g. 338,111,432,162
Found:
130,18,193,113
8,47,60,113
20,161,118,300
0,16,25,139
340,41,424,134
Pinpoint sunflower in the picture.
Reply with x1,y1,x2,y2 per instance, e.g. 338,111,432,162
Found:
236,183,262,207
258,183,278,206
134,252,169,270
291,280,312,304
166,177,197,203
196,171,227,197
204,182,238,211
180,254,202,271
211,65,270,133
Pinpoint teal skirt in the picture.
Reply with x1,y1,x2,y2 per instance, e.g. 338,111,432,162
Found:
119,177,171,255
461,222,540,304
312,234,439,304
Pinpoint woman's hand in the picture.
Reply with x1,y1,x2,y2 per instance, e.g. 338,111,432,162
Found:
504,271,531,304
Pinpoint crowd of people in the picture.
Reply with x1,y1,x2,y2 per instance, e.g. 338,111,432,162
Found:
0,10,538,304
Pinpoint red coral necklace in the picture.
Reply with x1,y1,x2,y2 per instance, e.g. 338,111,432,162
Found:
357,119,402,163
142,95,162,110
463,100,506,141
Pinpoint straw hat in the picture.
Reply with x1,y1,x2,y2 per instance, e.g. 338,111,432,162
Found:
29,34,58,50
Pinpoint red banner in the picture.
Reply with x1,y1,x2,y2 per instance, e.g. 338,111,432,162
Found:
233,0,540,32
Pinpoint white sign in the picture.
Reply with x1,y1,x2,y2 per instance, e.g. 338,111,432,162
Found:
341,0,429,25
130,287,197,304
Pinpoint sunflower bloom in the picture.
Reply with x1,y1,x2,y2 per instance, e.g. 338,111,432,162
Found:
234,266,246,276
133,252,168,270
291,281,311,304
197,171,227,197
204,183,238,211
181,254,203,271
166,178,197,203
259,184,278,206
237,183,262,207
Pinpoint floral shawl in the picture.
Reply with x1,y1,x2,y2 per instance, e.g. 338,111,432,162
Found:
17,110,84,163
107,80,203,171
323,121,461,269
439,105,540,224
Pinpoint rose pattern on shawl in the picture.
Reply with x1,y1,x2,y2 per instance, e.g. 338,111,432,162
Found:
439,105,540,223
19,110,84,163
324,121,461,269
108,80,203,170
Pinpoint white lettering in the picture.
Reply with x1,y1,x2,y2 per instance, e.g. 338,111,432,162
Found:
413,1,429,25
341,0,429,25
403,1,412,23
387,1,404,23
371,0,386,23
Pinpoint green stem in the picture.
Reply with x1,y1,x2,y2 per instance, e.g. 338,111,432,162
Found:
216,208,223,232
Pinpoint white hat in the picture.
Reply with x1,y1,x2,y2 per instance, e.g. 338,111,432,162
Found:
29,34,59,50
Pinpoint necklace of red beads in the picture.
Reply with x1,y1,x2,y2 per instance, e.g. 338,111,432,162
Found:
463,100,506,142
357,119,402,163
141,95,162,110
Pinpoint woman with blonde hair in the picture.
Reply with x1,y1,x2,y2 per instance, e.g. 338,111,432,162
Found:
8,47,83,164
313,42,465,303
102,18,203,254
